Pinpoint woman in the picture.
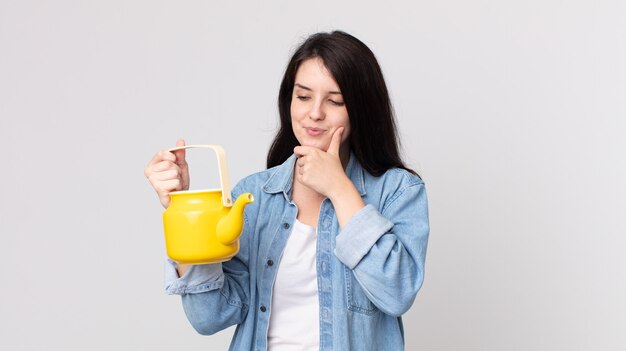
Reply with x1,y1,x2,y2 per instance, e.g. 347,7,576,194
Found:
145,31,429,350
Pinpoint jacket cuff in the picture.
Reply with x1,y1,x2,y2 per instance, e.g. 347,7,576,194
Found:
164,259,225,295
334,204,394,269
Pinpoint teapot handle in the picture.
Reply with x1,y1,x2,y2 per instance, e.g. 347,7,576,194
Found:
167,144,233,208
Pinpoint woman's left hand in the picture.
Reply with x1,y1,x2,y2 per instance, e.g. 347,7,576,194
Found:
293,127,349,198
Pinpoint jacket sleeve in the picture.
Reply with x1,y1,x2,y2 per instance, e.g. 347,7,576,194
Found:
334,181,429,317
163,188,251,335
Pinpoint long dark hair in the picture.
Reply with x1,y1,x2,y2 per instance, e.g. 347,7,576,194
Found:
267,30,417,177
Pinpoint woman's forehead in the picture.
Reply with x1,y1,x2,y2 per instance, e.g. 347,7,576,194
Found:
294,58,340,92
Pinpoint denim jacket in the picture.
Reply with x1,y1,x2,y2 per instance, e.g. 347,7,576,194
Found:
164,153,429,351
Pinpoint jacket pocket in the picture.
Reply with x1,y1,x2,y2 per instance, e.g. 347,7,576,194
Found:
343,266,378,315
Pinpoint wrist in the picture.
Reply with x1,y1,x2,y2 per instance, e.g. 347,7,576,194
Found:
328,177,358,202
328,177,366,229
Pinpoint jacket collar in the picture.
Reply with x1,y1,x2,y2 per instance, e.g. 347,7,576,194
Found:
262,152,367,198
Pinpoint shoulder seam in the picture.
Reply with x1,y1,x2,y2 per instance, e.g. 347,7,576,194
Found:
381,179,424,215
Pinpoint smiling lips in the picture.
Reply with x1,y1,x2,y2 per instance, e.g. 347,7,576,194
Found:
305,127,326,136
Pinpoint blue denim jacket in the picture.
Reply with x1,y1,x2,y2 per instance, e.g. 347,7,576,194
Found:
164,153,429,350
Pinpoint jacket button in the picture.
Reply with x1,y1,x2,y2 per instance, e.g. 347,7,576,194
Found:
260,305,267,312
282,223,290,229
267,259,274,266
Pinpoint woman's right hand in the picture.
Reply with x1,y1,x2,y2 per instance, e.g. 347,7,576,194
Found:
144,139,190,208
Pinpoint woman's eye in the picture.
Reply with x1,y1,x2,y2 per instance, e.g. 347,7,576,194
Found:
296,95,310,101
329,99,345,106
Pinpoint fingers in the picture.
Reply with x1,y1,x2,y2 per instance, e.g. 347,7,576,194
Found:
145,139,188,178
158,178,184,192
147,140,186,167
150,160,178,172
144,140,190,208
295,155,307,175
147,149,175,167
145,162,184,186
327,127,344,156
293,145,313,157
151,166,183,181
172,139,187,166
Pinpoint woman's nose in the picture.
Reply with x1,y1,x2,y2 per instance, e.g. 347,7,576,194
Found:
308,102,325,121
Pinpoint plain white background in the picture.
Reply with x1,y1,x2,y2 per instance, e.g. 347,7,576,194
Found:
1,1,624,350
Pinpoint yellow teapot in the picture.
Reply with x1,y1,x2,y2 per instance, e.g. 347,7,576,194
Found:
163,145,253,264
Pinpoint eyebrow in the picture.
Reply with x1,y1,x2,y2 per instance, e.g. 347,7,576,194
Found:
294,83,342,95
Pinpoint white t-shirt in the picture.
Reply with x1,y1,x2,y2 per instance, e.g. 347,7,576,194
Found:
267,219,319,351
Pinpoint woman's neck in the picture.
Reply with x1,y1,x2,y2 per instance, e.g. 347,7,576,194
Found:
291,169,324,227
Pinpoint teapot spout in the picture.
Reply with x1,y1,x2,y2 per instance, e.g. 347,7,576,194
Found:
216,193,254,245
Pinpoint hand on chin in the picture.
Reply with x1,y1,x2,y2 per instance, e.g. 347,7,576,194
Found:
300,139,330,152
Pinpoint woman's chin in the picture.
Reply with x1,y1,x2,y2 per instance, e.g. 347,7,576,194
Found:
309,143,328,152
301,141,329,151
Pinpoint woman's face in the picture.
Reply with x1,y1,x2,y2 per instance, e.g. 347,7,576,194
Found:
291,57,351,156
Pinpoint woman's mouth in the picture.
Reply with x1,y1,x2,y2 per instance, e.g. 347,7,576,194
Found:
305,127,325,136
